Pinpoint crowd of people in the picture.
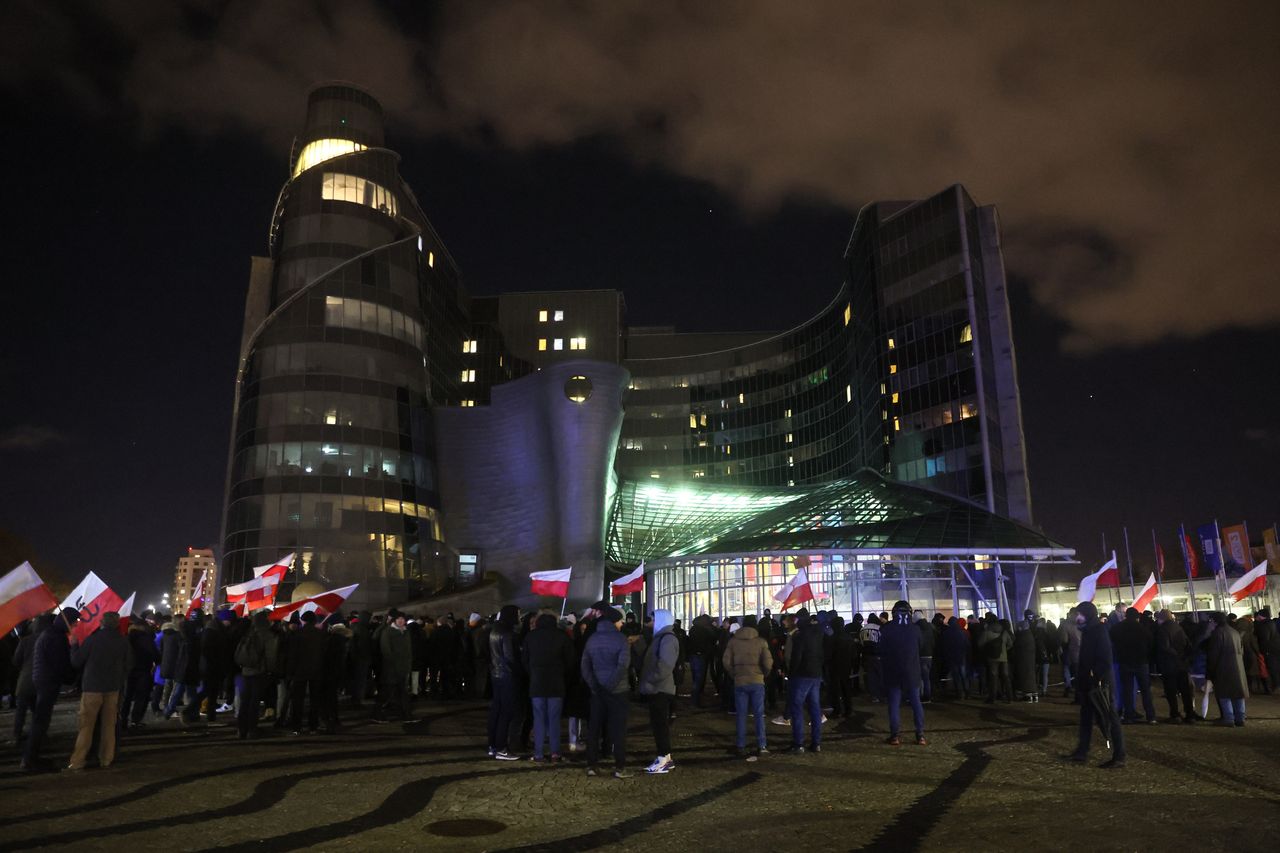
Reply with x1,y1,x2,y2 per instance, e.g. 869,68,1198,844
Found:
2,595,1275,776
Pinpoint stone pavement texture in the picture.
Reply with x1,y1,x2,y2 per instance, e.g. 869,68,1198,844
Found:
2,691,1279,852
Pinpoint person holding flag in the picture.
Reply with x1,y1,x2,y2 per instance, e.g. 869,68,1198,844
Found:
21,607,80,771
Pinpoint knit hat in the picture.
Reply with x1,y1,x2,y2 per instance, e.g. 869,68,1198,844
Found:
602,607,624,623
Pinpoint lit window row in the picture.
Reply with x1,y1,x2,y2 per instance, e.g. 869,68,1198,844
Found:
569,337,587,350
462,339,478,354
321,172,398,217
293,139,366,177
538,338,573,351
538,309,566,322
324,296,424,350
460,400,476,407
414,237,435,268
460,369,476,383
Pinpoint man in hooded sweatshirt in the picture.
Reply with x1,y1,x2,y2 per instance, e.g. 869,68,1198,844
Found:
724,614,771,759
581,606,632,778
639,608,680,773
784,608,824,754
22,608,79,771
881,600,927,746
1067,601,1125,768
68,611,130,770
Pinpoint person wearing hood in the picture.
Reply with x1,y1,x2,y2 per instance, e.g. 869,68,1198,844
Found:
639,608,680,773
121,617,158,730
581,606,632,777
880,601,927,746
827,615,855,718
376,610,412,724
22,608,80,771
234,609,279,739
323,618,351,732
784,608,825,754
522,612,574,762
941,617,971,699
11,615,51,743
1067,601,1125,768
68,611,130,770
723,614,771,760
487,604,522,760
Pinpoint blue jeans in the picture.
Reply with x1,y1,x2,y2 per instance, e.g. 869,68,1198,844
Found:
1119,664,1155,721
886,685,925,738
1218,697,1246,725
734,684,766,749
1038,663,1050,695
788,677,822,748
919,658,933,701
690,655,708,704
531,696,563,758
164,682,189,717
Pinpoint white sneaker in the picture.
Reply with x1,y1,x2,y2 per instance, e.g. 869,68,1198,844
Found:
645,755,674,774
568,743,580,752
216,703,233,713
771,716,790,726
821,715,828,724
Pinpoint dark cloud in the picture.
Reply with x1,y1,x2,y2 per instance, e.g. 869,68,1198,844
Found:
4,0,1279,349
0,425,68,452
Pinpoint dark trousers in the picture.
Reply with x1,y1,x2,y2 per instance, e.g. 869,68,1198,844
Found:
13,690,34,739
121,670,151,725
587,691,628,770
919,658,934,701
349,662,369,706
829,675,853,716
238,674,265,737
648,692,673,756
1161,668,1195,718
986,661,1011,702
886,685,926,737
788,676,823,748
22,689,58,764
1119,664,1156,721
690,654,708,705
289,678,321,731
1077,692,1125,761
487,677,518,752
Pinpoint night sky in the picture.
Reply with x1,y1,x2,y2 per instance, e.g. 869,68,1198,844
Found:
2,1,1277,604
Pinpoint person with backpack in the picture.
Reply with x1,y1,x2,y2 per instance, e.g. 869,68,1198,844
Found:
234,609,278,739
639,609,680,774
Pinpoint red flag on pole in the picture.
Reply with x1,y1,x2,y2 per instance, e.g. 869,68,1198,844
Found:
1077,555,1120,603
185,574,207,618
267,584,358,621
610,564,645,597
773,568,815,611
1229,561,1269,602
0,562,58,636
225,554,293,612
530,568,572,598
60,572,124,642
1132,573,1160,613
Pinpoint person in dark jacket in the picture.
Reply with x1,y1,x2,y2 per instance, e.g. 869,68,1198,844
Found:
827,615,855,717
154,620,180,716
915,612,937,702
1112,607,1157,723
120,617,158,729
880,601,927,745
1155,609,1197,722
942,617,970,699
522,612,574,762
1011,621,1038,702
429,617,459,700
640,609,681,772
982,616,1013,703
165,617,200,720
322,621,350,732
22,609,79,771
68,612,131,770
581,607,632,777
347,612,373,707
785,609,825,754
487,605,522,759
287,612,327,733
11,615,51,741
1204,612,1249,726
234,609,278,739
686,614,716,707
469,615,491,700
194,615,232,721
1068,601,1125,768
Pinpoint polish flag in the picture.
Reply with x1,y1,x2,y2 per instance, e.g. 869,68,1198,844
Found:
1229,560,1270,603
116,592,138,635
773,568,815,611
225,554,293,612
60,572,125,643
1132,573,1160,613
0,562,58,636
530,568,572,598
610,564,645,597
267,584,358,622
185,574,207,618
1077,555,1120,603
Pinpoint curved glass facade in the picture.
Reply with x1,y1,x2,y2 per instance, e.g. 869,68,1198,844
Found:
221,84,465,608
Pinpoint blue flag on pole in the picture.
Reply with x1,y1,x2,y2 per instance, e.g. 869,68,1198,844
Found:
1196,523,1224,577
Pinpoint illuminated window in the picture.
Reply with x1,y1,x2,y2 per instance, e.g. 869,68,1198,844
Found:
960,323,973,343
538,338,547,351
324,410,338,425
461,400,475,407
538,310,548,322
553,338,564,351
961,402,978,419
888,337,896,349
554,310,564,321
323,295,424,349
738,392,745,404
293,139,366,177
784,408,792,418
700,413,708,427
689,414,697,429
846,385,852,403
428,251,435,268
693,469,706,478
889,364,898,374
321,173,398,217
461,369,476,383
650,472,661,479
725,445,732,456
891,392,899,404
880,383,886,394
785,433,793,443
788,455,795,467
843,303,851,326
463,340,478,354
882,410,888,420
894,417,901,432
569,336,587,350
565,375,592,403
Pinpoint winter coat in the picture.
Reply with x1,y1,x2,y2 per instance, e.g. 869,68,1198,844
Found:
235,612,279,677
722,626,771,687
1255,619,1280,657
159,624,182,679
349,620,373,662
488,621,520,681
12,632,38,698
787,619,825,679
127,624,158,674
1155,620,1190,673
522,617,575,698
916,619,937,657
639,625,680,696
379,624,412,678
941,624,970,669
32,619,76,691
1061,620,1082,667
1077,618,1115,691
429,623,459,669
325,625,351,686
982,621,1012,663
687,618,716,659
879,616,922,691
201,620,232,677
1205,625,1249,700
828,627,856,681
1011,627,1037,694
1112,617,1155,668
287,624,327,680
581,619,630,695
178,620,202,684
72,624,131,693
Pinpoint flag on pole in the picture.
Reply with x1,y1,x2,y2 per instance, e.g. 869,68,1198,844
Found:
60,572,125,643
117,592,137,635
267,583,358,622
1228,560,1269,602
225,554,293,612
0,562,58,636
1220,523,1253,574
1179,525,1200,578
530,568,572,598
773,568,815,611
1076,555,1120,603
610,564,645,597
185,574,207,618
1132,573,1160,613
1197,523,1225,577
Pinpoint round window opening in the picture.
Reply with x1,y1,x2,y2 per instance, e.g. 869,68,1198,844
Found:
565,374,593,403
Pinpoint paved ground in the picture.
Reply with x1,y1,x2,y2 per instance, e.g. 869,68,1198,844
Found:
2,689,1279,851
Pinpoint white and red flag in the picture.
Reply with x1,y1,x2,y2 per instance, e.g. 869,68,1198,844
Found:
0,562,58,636
530,568,572,598
773,567,815,611
225,553,294,612
267,583,358,622
1077,554,1120,603
610,564,645,597
1132,573,1160,613
185,574,207,618
60,571,125,642
1229,560,1270,602
117,591,137,635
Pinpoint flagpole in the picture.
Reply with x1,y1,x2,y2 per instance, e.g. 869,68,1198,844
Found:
1214,519,1228,612
1179,523,1198,617
1150,528,1164,610
560,567,571,619
1123,527,1137,600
